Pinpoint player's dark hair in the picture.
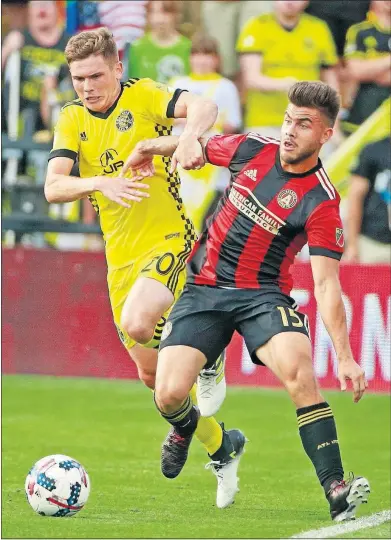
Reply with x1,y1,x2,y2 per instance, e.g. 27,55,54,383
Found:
65,27,118,65
288,81,340,127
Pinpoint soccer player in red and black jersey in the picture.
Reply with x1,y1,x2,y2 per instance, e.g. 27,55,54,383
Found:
123,81,370,520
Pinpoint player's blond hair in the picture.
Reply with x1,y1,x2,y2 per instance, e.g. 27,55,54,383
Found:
288,81,340,127
65,27,119,65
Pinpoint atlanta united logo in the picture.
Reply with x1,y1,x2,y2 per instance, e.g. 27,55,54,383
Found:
277,189,298,209
116,110,134,132
161,321,172,341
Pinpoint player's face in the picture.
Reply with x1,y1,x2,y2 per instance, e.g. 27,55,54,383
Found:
190,53,219,74
274,0,309,18
69,55,123,113
280,104,333,165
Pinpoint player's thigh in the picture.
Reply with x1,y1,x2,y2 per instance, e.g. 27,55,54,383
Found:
123,242,191,323
159,285,235,369
107,265,137,350
235,293,311,368
256,331,315,387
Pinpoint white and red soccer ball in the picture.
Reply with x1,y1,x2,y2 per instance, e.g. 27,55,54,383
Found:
25,454,90,517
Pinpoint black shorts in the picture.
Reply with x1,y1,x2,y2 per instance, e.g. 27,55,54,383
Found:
159,284,310,368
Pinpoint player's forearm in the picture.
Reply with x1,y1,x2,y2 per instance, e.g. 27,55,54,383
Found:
347,56,390,82
314,276,352,361
180,96,218,140
44,173,97,203
137,136,180,158
346,196,364,248
321,67,340,92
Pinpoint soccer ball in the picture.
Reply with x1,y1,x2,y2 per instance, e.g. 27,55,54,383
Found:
25,454,90,517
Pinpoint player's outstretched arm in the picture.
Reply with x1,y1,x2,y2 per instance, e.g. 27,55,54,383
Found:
121,136,180,179
171,91,218,172
45,157,150,209
310,255,368,402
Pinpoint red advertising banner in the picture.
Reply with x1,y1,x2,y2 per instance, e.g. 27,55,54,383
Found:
2,248,390,392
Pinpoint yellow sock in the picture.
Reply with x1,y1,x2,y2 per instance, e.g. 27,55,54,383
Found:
190,384,223,455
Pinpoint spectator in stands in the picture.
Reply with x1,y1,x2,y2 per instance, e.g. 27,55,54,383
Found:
1,0,28,33
343,0,391,135
128,1,191,84
1,0,71,135
236,0,341,140
170,33,242,233
306,1,370,59
345,137,391,264
202,0,272,80
98,0,148,60
305,0,370,108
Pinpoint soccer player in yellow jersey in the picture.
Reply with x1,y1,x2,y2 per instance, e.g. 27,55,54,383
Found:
45,28,244,507
237,0,340,138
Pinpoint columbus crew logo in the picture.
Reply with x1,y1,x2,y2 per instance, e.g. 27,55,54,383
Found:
115,110,134,132
277,189,298,209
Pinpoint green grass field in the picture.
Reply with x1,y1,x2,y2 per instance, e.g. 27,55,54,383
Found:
2,375,390,539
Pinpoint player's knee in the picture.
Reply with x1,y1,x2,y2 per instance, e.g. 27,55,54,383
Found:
120,314,154,345
283,359,319,403
137,368,156,390
155,382,187,413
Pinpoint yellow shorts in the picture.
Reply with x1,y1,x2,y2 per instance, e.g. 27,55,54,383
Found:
108,239,192,350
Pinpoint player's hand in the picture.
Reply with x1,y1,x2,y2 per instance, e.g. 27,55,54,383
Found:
337,357,368,403
343,244,359,263
94,176,150,208
171,135,204,173
120,146,156,180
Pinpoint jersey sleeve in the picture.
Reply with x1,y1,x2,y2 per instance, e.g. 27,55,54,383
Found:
317,20,338,67
135,78,187,125
48,105,80,162
344,24,365,58
305,200,344,259
204,134,248,167
236,17,266,54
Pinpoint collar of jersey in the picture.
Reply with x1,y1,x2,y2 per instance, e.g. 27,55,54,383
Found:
275,149,322,178
86,83,124,119
189,72,222,81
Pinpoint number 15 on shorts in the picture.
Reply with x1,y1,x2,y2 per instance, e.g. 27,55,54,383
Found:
277,306,311,339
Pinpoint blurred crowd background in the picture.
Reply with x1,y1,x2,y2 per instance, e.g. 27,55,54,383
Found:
1,0,390,263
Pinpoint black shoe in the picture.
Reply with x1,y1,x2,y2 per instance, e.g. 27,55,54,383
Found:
327,473,370,521
161,407,200,479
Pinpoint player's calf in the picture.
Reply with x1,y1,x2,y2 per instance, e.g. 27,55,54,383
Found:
154,392,200,478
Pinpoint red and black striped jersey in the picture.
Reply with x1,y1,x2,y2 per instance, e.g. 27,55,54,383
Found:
187,133,344,294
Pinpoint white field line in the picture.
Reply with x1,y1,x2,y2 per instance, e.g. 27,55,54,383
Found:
291,509,391,538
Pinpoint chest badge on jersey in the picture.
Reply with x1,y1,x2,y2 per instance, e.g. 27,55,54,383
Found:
277,189,298,209
336,228,345,248
116,110,134,132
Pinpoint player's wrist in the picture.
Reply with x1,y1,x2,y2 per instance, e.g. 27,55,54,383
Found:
90,176,106,193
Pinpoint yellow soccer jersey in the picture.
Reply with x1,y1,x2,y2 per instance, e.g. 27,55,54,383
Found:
236,13,338,128
49,78,196,270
